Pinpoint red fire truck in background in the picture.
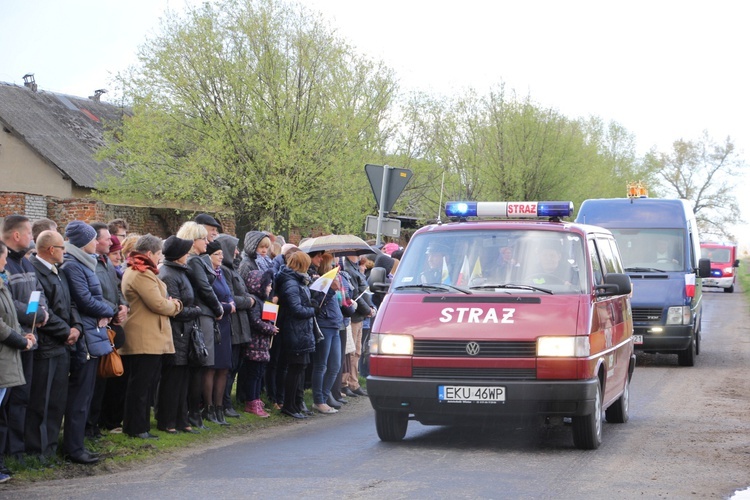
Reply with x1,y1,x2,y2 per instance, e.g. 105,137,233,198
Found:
700,242,739,293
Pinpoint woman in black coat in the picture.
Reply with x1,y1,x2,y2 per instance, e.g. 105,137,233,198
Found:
157,236,202,434
275,251,316,419
216,234,254,418
176,222,224,429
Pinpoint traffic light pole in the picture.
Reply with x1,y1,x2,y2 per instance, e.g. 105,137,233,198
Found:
375,164,391,246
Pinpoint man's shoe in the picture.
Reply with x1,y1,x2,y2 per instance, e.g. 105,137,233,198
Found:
66,451,99,465
342,387,359,398
335,395,349,404
129,432,159,440
352,387,368,397
326,395,342,409
223,406,241,418
280,408,306,419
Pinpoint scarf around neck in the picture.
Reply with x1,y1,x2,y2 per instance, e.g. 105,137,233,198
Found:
127,252,159,275
64,242,98,272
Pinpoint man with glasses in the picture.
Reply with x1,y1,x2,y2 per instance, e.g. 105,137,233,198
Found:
194,213,222,243
27,230,82,460
107,219,129,241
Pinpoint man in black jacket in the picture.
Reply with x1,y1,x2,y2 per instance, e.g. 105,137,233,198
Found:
0,215,48,459
26,230,82,459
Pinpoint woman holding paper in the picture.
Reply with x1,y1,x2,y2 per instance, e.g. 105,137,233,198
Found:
310,255,349,414
242,269,277,417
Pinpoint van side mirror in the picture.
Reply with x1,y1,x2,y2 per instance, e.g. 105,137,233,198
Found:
596,273,632,297
697,258,711,278
734,259,740,268
368,267,390,294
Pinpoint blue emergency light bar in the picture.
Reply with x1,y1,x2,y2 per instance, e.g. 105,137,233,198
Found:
445,201,574,219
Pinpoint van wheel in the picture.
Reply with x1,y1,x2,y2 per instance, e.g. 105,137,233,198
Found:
375,410,408,442
724,285,734,293
572,381,602,450
678,336,696,366
605,375,630,424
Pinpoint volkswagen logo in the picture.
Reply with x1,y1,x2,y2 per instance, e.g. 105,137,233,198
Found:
466,342,481,356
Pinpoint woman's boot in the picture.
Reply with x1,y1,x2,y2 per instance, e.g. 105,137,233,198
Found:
189,411,209,430
203,405,219,424
215,406,231,426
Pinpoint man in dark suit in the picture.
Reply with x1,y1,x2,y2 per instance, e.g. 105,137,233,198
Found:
26,230,83,460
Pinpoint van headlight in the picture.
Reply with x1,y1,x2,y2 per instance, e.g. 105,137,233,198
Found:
370,334,413,355
666,306,691,325
537,336,590,357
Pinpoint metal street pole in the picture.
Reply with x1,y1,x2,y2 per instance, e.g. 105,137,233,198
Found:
375,164,391,246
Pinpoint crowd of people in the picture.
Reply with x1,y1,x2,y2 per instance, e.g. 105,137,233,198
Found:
0,212,402,482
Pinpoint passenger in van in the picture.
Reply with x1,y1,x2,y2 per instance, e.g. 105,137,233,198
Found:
527,243,577,286
491,245,516,281
420,243,449,283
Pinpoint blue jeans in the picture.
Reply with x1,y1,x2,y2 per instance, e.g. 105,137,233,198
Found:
312,327,341,404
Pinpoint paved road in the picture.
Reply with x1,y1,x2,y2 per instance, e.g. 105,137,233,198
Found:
10,286,750,499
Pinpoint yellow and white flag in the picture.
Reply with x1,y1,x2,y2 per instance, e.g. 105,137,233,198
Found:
471,257,482,280
310,266,339,294
441,257,451,284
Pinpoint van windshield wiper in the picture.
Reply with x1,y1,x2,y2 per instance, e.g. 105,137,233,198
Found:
395,283,472,294
625,266,667,273
470,283,553,295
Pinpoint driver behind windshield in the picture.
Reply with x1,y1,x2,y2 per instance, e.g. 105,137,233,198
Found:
654,238,678,265
420,243,449,283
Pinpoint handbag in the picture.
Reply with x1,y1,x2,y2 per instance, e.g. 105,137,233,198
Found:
188,320,209,367
213,320,222,344
97,328,124,378
312,316,324,343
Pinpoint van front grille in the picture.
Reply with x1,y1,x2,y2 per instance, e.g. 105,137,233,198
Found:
413,340,537,358
632,307,663,322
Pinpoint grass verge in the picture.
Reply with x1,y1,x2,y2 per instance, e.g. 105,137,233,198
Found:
7,377,368,483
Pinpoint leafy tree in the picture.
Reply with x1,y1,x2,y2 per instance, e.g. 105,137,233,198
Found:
97,0,396,238
645,132,745,239
390,86,647,220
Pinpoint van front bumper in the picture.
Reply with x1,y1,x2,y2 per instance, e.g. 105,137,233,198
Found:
702,277,733,289
367,376,599,421
635,324,693,352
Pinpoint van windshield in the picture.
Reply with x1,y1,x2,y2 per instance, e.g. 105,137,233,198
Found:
609,228,685,271
393,230,587,294
701,247,731,262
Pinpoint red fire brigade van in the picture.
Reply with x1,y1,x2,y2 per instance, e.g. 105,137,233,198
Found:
367,201,635,450
700,242,739,293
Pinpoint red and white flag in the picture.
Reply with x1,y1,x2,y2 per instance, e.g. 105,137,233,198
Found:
685,273,696,298
262,301,279,323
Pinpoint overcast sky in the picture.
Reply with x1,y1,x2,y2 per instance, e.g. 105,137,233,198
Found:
1,0,748,242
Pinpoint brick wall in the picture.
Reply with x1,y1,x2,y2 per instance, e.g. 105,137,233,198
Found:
1,191,236,237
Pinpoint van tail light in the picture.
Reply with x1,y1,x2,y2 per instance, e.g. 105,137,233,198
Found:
685,274,695,298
